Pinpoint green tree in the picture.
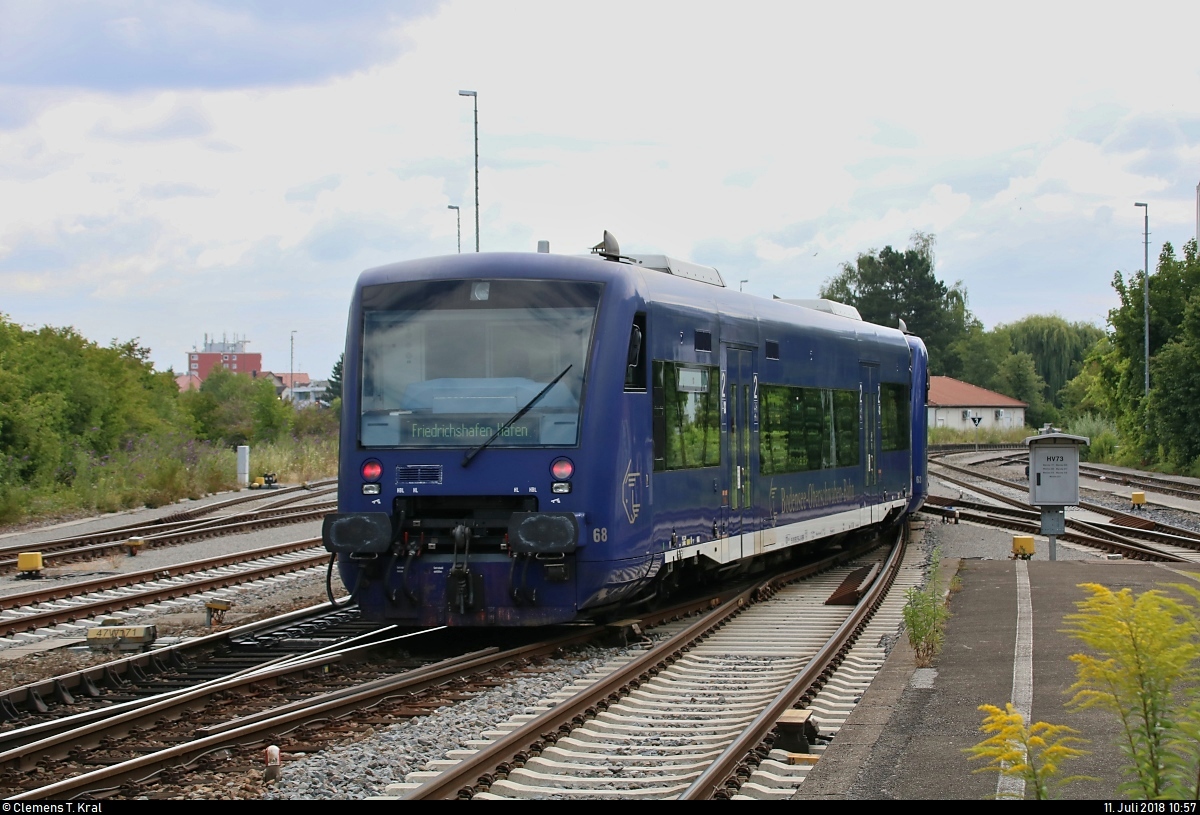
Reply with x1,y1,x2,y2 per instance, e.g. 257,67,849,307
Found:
1090,238,1200,463
180,368,292,446
1146,286,1200,469
0,316,186,487
1002,316,1104,409
324,353,343,402
997,352,1054,428
821,232,971,375
945,322,1010,393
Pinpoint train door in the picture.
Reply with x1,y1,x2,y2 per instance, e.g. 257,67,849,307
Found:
861,363,881,515
724,346,758,557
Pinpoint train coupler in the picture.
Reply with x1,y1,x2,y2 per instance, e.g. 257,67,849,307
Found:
448,566,485,614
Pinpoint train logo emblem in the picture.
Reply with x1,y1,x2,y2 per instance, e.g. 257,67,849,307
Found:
622,459,641,524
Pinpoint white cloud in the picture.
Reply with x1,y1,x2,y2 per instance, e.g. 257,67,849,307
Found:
2,0,1199,376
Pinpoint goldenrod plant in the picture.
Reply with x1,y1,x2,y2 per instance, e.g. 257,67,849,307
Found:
1063,582,1200,799
964,703,1091,799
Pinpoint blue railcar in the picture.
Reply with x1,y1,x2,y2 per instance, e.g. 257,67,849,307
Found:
323,236,928,626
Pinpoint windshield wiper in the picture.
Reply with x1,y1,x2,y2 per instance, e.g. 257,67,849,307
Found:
461,365,573,468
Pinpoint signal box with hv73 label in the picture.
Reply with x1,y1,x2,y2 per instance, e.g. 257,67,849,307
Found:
1025,431,1089,507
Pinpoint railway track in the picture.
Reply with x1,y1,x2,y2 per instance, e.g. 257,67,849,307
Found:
930,447,1200,505
926,460,1200,562
0,524,921,801
1077,464,1200,502
2,595,729,800
0,601,363,726
0,538,331,639
0,489,336,574
389,527,915,800
0,617,440,797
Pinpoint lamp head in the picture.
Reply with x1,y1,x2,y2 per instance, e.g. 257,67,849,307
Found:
1135,202,1148,208
458,90,476,97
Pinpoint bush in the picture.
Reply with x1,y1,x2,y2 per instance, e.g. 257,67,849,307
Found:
0,432,238,525
1065,414,1119,463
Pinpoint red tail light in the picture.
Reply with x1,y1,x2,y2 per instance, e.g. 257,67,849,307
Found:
551,458,574,480
361,460,383,481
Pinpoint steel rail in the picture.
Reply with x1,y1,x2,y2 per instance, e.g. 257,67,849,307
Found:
0,624,422,768
1077,464,1200,501
0,545,328,638
7,628,612,800
680,526,906,799
920,503,1187,562
925,494,1200,553
932,452,1200,515
400,539,883,800
928,444,1023,454
152,478,336,524
0,601,356,723
0,538,325,615
929,460,1200,543
0,503,334,572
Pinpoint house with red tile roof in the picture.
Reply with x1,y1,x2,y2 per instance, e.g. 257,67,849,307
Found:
174,372,202,392
927,376,1027,431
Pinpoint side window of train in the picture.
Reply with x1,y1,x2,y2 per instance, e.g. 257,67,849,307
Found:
652,361,721,471
624,313,647,392
880,383,911,451
759,384,861,473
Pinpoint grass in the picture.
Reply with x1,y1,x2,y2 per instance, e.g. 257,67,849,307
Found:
0,432,338,528
929,426,1032,446
247,435,339,485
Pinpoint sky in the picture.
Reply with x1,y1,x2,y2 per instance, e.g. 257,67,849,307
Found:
2,1,1199,382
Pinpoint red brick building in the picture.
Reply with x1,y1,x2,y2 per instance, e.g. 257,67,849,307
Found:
183,334,263,386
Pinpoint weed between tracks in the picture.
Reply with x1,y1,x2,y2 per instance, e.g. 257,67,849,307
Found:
902,545,951,667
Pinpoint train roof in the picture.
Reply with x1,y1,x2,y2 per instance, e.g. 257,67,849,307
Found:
356,247,911,348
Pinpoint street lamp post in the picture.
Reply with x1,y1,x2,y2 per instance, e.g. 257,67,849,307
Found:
1135,202,1149,397
447,205,461,253
458,90,479,252
739,279,749,292
289,330,297,404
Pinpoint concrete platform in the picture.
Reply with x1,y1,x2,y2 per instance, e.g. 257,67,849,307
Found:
794,544,1200,799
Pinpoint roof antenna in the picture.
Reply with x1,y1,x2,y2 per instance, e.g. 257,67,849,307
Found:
590,230,621,261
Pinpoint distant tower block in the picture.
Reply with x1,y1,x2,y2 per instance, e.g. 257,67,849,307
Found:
185,332,263,384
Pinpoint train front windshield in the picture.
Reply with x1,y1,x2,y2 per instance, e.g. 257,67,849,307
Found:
359,278,603,449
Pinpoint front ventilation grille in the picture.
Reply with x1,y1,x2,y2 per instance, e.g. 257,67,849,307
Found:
395,464,443,484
